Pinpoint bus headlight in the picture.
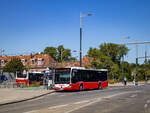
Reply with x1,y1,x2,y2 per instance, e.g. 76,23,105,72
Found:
67,85,71,88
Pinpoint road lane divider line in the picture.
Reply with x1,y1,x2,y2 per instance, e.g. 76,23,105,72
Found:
74,100,90,104
130,94,137,98
144,104,148,108
65,99,102,113
23,110,39,113
48,104,69,109
147,99,150,103
65,90,141,113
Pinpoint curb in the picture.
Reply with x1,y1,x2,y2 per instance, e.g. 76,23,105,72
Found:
0,90,55,106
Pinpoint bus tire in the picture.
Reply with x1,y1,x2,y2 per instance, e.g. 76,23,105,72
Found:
98,83,102,90
79,84,83,91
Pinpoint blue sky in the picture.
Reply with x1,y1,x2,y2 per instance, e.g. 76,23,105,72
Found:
0,0,150,63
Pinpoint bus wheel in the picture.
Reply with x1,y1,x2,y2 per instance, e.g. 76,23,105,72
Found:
79,84,83,91
98,83,102,90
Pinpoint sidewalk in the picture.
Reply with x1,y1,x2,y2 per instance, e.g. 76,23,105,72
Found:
109,81,150,87
0,87,54,105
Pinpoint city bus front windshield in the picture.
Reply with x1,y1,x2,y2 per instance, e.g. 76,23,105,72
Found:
55,68,71,84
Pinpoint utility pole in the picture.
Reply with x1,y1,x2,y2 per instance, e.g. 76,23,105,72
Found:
135,41,138,86
122,56,124,82
145,46,147,82
137,55,150,82
121,41,150,86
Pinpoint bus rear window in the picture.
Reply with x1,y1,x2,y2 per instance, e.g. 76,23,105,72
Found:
17,72,27,78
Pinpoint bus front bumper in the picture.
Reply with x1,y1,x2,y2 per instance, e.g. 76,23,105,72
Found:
53,87,73,91
53,84,74,90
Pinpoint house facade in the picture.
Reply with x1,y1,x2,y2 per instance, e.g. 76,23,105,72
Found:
0,54,56,72
0,54,92,73
56,56,92,68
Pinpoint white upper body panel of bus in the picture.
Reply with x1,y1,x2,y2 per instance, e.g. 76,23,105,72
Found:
29,71,44,74
64,67,108,71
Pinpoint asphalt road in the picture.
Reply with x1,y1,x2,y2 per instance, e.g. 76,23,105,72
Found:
0,84,150,113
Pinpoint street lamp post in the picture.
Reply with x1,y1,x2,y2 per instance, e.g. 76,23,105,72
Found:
80,13,92,67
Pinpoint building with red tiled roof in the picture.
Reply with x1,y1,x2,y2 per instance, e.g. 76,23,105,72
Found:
0,54,56,72
56,56,92,68
0,55,92,72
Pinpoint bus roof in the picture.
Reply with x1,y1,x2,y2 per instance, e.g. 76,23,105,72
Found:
29,72,44,74
57,67,108,71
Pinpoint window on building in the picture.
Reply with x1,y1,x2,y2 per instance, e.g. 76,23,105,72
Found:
4,60,7,64
25,59,27,62
38,58,42,65
31,59,35,65
21,59,25,65
1,60,5,66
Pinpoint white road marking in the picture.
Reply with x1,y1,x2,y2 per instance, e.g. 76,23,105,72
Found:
65,99,102,113
74,100,90,104
147,99,150,103
48,104,69,109
66,91,139,113
144,104,148,108
23,110,39,113
130,94,137,98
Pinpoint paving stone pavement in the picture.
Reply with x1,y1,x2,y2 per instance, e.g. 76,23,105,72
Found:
0,88,54,105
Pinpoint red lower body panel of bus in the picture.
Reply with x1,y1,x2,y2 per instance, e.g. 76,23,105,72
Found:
53,81,108,91
16,79,28,86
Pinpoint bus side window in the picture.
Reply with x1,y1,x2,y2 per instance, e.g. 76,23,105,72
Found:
97,71,107,81
103,71,107,81
72,70,78,84
86,70,90,82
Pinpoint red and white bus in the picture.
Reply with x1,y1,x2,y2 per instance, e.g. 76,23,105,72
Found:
16,71,44,86
53,67,108,91
16,71,28,86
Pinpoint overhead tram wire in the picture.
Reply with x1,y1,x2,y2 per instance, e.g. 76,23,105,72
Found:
120,41,150,86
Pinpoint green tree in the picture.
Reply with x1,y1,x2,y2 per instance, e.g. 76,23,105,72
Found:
147,60,150,79
44,46,58,60
63,49,71,61
87,43,129,81
87,47,120,80
99,43,129,65
43,45,72,62
3,58,26,73
88,48,102,59
120,61,133,81
57,45,71,62
57,45,65,62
